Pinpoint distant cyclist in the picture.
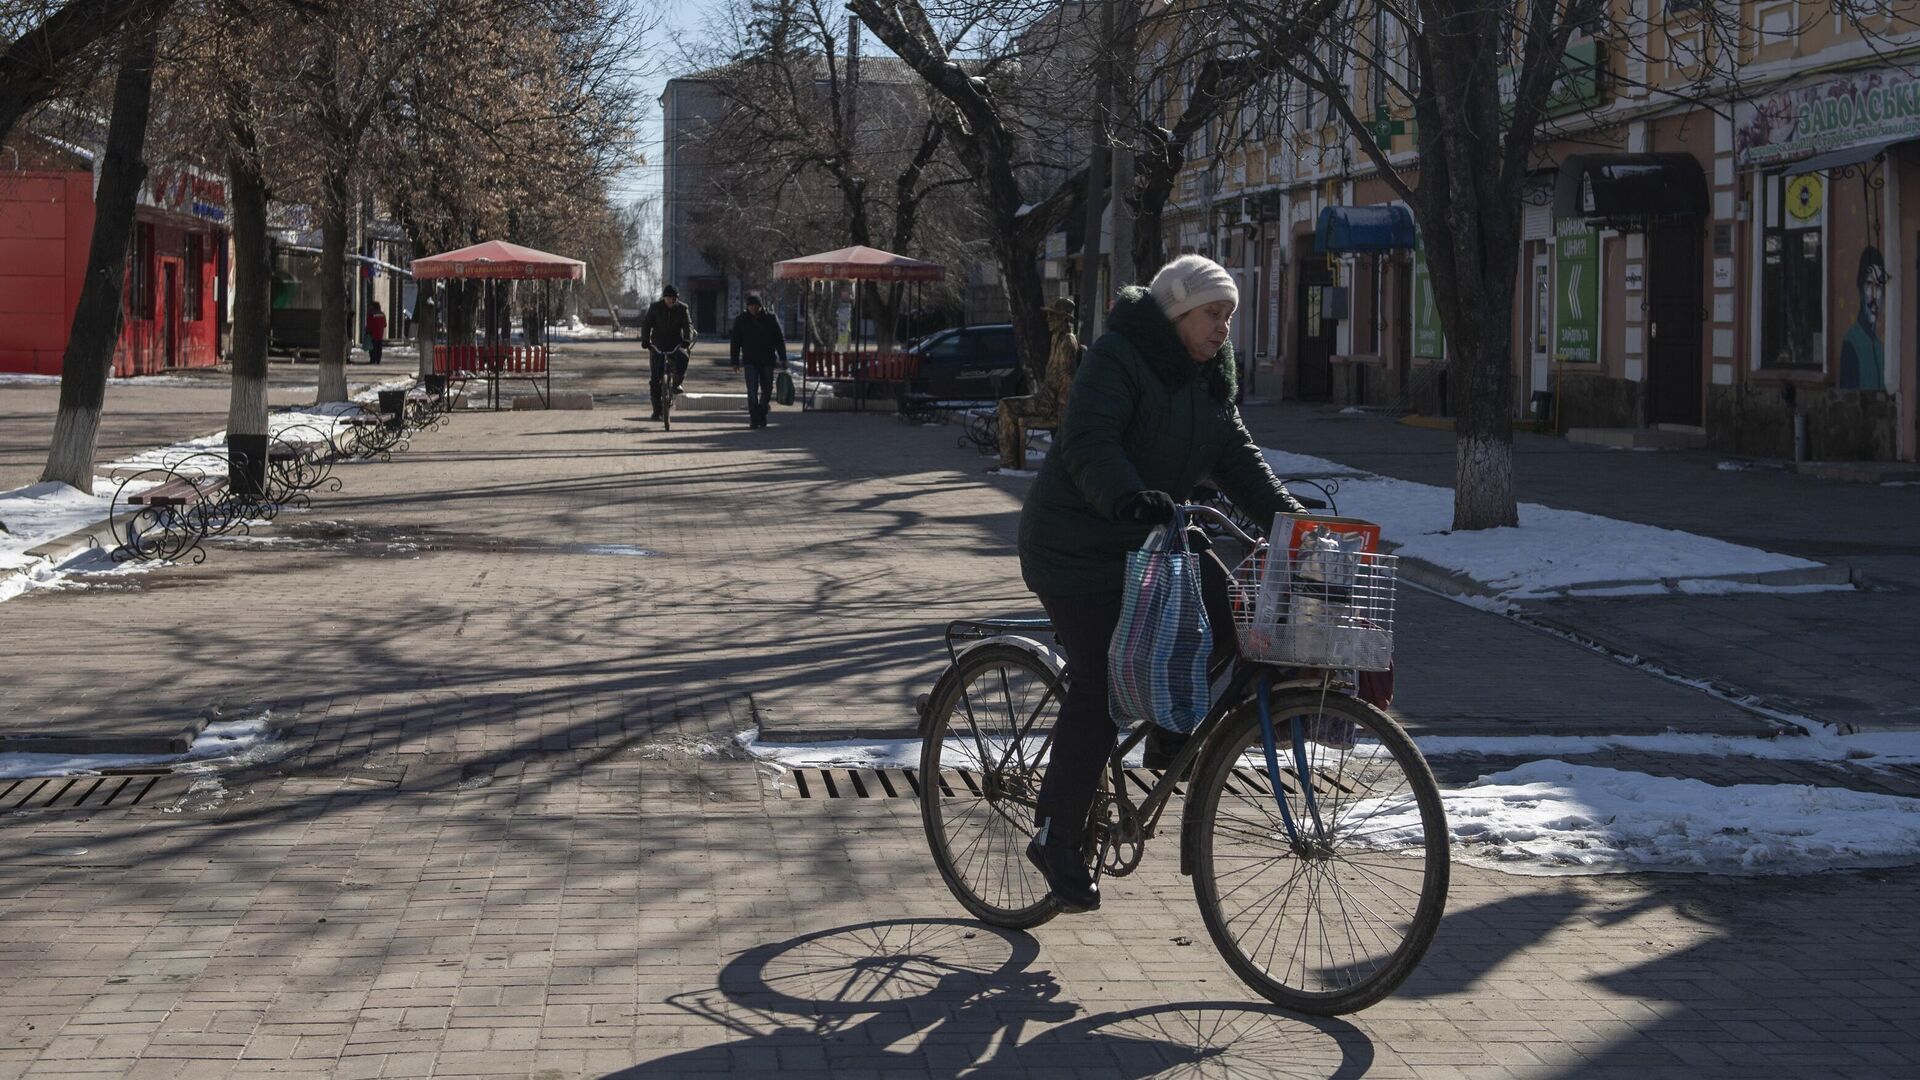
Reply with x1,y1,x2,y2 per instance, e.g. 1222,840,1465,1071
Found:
641,284,694,421
1016,255,1306,912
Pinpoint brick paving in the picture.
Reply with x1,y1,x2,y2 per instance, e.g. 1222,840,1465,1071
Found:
0,341,1916,1076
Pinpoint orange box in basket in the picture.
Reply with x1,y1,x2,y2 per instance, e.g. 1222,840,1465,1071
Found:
1270,514,1382,557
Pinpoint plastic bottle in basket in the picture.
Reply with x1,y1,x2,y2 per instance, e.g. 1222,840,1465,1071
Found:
1287,527,1364,665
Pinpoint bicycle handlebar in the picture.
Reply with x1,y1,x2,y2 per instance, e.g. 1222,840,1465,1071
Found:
1179,503,1266,548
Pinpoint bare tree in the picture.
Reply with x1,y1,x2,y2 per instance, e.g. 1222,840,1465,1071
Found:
37,4,162,490
0,0,168,143
848,0,1084,382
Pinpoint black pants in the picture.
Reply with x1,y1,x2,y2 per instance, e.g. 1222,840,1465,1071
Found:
649,348,688,414
744,363,773,424
368,339,383,365
1034,529,1238,842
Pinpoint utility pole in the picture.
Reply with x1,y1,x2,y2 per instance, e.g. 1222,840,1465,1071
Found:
1076,0,1114,344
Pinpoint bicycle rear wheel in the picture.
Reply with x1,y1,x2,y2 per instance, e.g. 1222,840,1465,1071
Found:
1190,685,1448,1014
920,642,1064,929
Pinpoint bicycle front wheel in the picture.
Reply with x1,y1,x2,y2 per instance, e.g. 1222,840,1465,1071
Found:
1190,686,1448,1014
920,642,1064,929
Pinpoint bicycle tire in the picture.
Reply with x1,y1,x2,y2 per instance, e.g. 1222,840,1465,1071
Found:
920,642,1065,929
1189,686,1448,1015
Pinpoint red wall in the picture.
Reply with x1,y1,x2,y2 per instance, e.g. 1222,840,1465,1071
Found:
0,169,223,376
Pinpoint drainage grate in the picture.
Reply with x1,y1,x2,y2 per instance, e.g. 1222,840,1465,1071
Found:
776,766,1327,800
1,770,173,812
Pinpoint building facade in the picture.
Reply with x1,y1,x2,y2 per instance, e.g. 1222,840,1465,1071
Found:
1,140,229,376
1174,7,1919,461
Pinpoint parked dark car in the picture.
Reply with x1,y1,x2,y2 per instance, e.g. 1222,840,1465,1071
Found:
903,323,1024,402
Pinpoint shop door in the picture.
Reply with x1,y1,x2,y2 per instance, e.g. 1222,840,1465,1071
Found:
160,260,181,369
1529,251,1551,402
1648,223,1703,426
1295,259,1335,400
1394,259,1413,403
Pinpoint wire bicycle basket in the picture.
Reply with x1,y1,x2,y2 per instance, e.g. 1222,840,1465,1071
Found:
1229,530,1397,672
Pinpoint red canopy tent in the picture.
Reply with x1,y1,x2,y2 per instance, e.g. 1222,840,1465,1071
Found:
412,241,586,408
770,245,946,411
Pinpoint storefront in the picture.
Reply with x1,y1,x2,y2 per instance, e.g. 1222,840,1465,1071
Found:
0,156,227,377
1734,67,1918,461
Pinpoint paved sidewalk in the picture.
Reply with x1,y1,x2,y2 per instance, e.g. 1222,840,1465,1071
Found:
3,753,1919,1079
1241,403,1920,731
4,341,1918,1077
0,343,1770,752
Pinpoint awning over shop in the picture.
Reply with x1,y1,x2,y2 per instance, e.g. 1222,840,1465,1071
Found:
1314,205,1416,253
1553,153,1708,227
1788,137,1914,175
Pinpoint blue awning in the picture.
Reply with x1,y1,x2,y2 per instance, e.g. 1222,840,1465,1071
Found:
1314,205,1416,253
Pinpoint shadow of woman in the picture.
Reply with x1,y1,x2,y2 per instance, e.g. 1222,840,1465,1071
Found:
605,918,1372,1079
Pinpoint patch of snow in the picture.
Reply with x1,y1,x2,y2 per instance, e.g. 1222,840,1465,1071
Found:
0,482,150,571
991,468,1039,478
1416,725,1920,765
0,711,281,779
1369,760,1920,876
1295,470,1821,597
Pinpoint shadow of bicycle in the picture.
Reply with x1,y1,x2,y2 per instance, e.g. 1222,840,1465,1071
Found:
605,919,1373,1079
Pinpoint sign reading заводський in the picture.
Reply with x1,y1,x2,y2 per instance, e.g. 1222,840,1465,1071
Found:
1735,69,1920,169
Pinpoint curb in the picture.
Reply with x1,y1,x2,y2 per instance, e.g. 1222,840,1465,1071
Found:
1385,545,1854,601
0,715,208,756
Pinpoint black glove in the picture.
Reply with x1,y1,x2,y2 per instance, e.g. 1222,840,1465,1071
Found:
1118,489,1177,525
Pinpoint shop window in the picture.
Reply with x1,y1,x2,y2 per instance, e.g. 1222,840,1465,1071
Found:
128,223,156,321
184,235,204,321
1760,170,1824,369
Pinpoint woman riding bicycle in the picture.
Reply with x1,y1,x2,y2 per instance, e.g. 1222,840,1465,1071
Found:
1017,255,1307,913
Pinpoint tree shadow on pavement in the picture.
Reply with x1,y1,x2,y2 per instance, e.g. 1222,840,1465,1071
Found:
605,919,1375,1079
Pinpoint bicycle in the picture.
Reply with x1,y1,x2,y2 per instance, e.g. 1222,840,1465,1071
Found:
653,346,689,430
917,497,1449,1016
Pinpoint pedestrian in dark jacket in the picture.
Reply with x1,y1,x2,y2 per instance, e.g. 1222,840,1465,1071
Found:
640,285,694,419
730,293,787,428
1016,254,1307,913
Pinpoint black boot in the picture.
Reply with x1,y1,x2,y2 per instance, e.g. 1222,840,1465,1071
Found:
1026,822,1099,912
1143,725,1192,771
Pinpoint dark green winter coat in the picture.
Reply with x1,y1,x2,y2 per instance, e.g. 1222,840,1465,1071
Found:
1017,287,1303,597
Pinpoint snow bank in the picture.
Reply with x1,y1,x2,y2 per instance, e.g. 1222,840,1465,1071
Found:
0,712,281,779
1371,760,1920,876
1251,449,1822,597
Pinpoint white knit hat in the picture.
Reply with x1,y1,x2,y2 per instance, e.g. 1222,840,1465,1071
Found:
1149,254,1238,323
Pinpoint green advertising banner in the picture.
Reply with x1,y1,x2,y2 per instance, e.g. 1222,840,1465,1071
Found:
1554,222,1599,363
1412,243,1444,358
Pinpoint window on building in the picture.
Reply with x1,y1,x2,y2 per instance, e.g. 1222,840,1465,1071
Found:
1760,170,1824,370
129,223,155,320
184,235,204,321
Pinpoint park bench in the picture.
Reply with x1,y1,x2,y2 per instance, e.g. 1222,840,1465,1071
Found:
113,462,246,563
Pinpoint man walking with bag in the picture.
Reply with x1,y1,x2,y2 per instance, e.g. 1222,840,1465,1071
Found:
641,285,693,420
729,294,788,428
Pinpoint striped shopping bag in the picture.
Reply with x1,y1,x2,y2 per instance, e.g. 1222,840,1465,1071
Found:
1108,513,1214,734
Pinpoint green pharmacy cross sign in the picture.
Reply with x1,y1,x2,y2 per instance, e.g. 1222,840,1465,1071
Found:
1371,111,1406,146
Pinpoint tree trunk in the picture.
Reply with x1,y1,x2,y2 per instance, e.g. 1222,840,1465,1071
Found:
1452,281,1519,529
1131,130,1179,282
414,286,435,379
37,24,157,493
225,149,272,495
315,163,352,403
997,229,1050,388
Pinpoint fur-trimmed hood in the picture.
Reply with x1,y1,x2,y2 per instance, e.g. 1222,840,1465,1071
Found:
1101,286,1237,403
